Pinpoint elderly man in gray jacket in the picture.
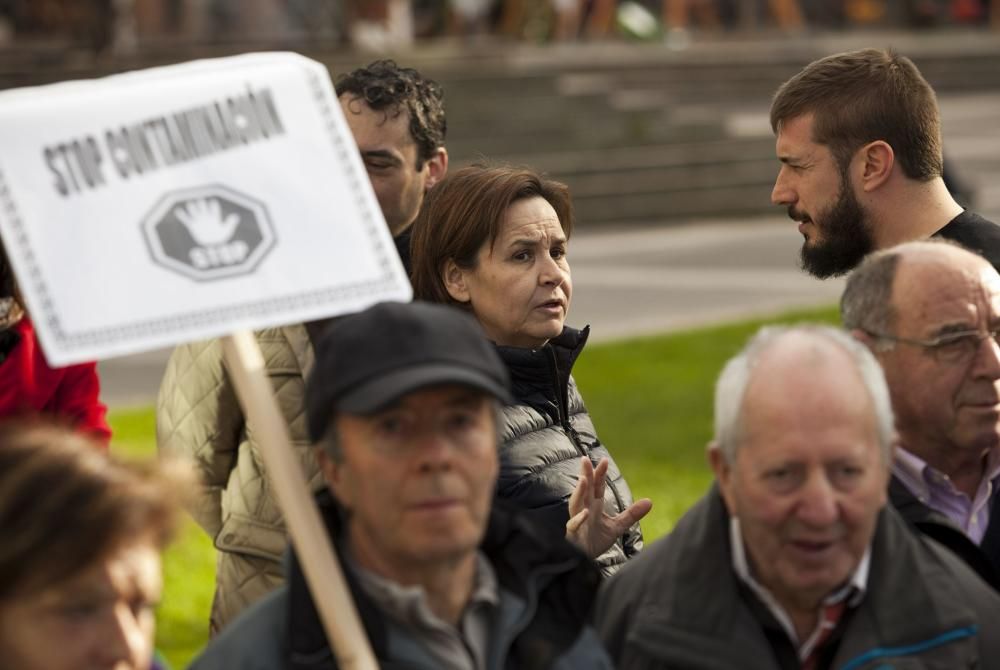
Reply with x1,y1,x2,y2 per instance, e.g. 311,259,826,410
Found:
597,325,1000,669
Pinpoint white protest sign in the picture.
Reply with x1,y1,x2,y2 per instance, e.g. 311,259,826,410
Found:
0,52,410,366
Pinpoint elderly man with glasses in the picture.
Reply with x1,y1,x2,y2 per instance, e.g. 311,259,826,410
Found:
842,239,1000,589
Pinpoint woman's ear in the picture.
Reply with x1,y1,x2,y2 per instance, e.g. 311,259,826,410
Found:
442,259,471,303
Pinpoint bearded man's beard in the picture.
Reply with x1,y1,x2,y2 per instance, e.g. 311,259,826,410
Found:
797,180,875,279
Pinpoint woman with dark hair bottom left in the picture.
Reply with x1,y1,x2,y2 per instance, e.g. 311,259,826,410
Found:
0,422,188,670
410,164,652,576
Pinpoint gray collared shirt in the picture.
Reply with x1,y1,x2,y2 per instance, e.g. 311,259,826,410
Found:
350,552,500,670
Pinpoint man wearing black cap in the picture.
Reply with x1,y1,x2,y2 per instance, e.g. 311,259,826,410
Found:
191,301,614,670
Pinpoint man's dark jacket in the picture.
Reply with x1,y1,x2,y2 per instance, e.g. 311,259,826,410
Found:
596,488,1000,669
191,491,613,669
889,473,1000,591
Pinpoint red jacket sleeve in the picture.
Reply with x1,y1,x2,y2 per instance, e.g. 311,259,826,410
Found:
0,317,111,447
49,361,112,448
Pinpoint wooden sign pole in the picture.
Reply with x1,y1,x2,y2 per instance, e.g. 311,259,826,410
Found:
221,330,378,670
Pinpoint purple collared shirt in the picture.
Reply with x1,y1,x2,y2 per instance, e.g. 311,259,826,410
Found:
893,447,1000,544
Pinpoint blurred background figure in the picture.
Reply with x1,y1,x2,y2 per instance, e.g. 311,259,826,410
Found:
667,0,804,33
346,0,413,51
2,0,997,48
0,0,118,52
284,0,347,45
0,422,190,670
552,0,585,39
448,0,494,37
0,241,111,446
584,0,618,37
206,0,238,39
661,0,721,46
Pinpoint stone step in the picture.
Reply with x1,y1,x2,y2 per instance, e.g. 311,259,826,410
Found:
573,182,776,226
561,157,775,197
485,136,775,174
446,116,731,156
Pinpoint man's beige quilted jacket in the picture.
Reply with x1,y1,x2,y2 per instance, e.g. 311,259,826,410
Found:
156,324,325,629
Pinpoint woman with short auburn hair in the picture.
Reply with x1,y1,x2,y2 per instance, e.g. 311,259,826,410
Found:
410,164,650,575
410,166,574,306
0,422,189,670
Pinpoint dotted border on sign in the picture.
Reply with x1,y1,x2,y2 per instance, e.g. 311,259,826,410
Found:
0,168,67,343
0,63,401,350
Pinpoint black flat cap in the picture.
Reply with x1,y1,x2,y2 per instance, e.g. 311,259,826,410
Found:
306,301,511,441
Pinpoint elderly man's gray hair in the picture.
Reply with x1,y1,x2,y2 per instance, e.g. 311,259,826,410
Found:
840,249,901,338
713,324,895,464
841,239,973,349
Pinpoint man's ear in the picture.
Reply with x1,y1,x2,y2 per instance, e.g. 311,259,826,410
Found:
850,327,875,348
707,441,728,483
857,140,894,193
849,328,885,361
442,259,470,303
708,442,737,515
423,148,448,191
316,447,347,506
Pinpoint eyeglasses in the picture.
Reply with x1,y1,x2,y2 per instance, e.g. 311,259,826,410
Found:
866,328,1000,364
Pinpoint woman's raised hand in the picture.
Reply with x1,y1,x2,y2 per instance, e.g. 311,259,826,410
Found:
566,456,653,560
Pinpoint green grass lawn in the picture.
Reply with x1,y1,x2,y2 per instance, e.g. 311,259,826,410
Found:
574,305,839,540
108,304,839,668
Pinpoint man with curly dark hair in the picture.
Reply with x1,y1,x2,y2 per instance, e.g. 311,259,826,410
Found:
336,60,448,263
156,61,449,634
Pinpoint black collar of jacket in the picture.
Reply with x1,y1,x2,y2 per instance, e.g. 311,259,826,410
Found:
494,326,589,424
393,227,413,275
286,489,600,669
889,473,1000,590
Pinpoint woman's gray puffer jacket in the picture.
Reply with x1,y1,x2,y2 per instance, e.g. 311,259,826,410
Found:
494,325,643,577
